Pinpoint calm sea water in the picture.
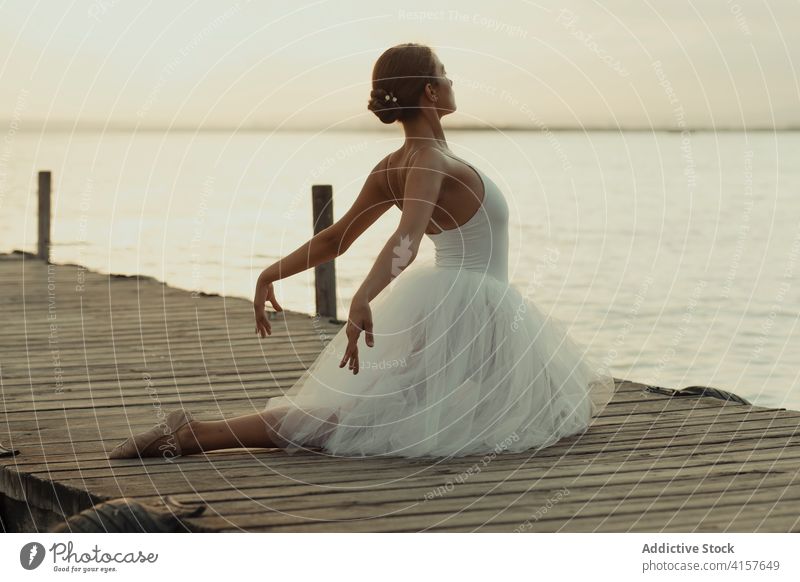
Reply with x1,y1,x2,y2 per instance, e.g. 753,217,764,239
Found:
1,129,798,409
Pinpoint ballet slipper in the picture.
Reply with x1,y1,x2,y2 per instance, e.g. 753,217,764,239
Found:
107,409,194,460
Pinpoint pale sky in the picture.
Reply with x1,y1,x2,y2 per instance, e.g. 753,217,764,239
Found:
1,0,798,130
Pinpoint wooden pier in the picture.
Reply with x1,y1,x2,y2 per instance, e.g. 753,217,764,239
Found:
2,251,799,532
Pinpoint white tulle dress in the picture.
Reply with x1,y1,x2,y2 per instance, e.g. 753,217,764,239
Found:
264,150,616,458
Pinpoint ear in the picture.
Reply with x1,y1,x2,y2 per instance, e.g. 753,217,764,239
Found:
424,81,437,102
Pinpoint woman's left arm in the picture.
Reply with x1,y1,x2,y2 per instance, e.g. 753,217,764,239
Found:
340,147,448,374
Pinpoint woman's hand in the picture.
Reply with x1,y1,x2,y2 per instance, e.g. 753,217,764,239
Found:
254,273,283,338
340,292,374,374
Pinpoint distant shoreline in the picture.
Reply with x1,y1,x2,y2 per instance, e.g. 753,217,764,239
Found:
4,126,799,133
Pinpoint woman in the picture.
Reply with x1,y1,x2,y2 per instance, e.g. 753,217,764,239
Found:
108,43,615,461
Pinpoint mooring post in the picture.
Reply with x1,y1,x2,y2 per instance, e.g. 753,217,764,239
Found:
37,170,51,263
311,184,337,322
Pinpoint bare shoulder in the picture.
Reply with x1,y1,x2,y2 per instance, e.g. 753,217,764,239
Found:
350,155,390,202
402,146,449,204
380,147,449,203
403,147,449,195
406,146,449,171
372,154,391,175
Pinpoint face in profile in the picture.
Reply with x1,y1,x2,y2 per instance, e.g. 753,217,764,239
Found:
432,56,456,117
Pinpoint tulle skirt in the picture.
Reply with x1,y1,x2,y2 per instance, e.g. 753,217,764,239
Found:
264,263,615,458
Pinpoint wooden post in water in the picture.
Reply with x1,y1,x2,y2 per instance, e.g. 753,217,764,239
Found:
37,171,51,263
312,184,337,321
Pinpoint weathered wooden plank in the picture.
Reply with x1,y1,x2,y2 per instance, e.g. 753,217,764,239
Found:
21,445,800,502
180,483,800,532
170,481,800,533
54,456,800,511
8,415,800,473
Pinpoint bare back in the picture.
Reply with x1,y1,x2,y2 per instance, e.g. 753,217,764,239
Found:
383,147,486,235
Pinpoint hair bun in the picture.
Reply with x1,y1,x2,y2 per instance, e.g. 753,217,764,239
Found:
370,88,399,107
368,87,402,124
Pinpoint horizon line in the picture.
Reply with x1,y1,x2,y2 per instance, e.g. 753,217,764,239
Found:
3,123,798,133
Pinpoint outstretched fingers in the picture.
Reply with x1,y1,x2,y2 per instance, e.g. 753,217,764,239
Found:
339,340,359,374
253,280,282,339
364,316,375,348
254,309,272,337
340,324,362,374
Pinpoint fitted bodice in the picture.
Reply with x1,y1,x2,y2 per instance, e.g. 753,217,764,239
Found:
426,153,510,283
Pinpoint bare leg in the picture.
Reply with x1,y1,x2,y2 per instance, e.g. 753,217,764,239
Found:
172,407,338,455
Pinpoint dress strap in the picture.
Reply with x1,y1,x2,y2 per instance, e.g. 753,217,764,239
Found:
383,156,395,199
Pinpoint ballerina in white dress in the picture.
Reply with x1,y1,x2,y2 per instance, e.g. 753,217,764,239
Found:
108,43,615,461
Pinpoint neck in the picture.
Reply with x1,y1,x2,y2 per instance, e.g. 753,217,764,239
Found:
399,111,447,149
